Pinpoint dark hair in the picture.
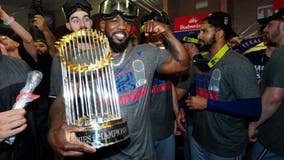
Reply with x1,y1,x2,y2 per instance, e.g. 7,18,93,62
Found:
62,0,92,21
203,12,238,41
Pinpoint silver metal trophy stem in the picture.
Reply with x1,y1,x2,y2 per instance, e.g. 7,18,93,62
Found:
57,29,129,148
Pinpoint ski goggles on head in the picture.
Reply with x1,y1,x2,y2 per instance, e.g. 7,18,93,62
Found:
99,0,139,22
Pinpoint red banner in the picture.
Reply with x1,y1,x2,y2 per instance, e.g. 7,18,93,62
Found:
174,13,209,32
273,0,284,10
174,13,209,40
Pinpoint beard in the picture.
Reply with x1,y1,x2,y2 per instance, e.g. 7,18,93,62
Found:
269,24,281,46
106,32,130,53
264,38,277,47
199,36,216,52
36,50,48,56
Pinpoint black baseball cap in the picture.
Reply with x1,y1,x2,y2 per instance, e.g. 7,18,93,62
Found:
62,0,92,21
257,8,284,25
205,12,232,27
203,12,238,40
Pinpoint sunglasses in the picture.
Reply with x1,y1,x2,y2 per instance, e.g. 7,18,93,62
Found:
99,0,138,22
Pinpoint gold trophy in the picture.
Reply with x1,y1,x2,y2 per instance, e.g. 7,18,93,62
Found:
56,29,129,148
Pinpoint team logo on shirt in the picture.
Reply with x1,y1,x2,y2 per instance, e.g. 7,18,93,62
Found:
114,60,148,108
132,60,147,87
209,69,221,92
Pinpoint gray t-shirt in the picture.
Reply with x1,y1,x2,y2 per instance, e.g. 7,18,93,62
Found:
150,72,174,141
108,44,168,160
258,45,284,156
49,55,62,98
0,56,30,90
192,49,259,157
50,43,169,159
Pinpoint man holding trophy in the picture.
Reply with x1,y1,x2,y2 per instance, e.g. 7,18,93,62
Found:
47,0,189,159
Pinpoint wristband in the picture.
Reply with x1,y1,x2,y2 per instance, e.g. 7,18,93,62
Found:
3,17,15,26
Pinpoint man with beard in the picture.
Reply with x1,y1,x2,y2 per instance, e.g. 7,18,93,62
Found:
239,24,277,86
47,0,189,159
182,12,261,159
249,8,284,159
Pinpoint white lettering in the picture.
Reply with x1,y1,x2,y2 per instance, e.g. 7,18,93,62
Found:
180,24,201,30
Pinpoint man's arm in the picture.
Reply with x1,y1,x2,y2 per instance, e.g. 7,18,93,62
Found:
0,6,37,61
48,95,66,131
143,21,189,74
249,87,284,142
172,84,183,135
174,86,188,132
186,96,261,119
186,54,261,119
249,87,284,134
175,86,188,101
48,93,96,157
33,14,57,57
172,85,179,116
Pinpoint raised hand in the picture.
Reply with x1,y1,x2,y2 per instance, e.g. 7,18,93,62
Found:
33,14,49,32
143,20,170,37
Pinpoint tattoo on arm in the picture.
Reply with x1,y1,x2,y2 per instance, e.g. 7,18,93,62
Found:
162,31,184,62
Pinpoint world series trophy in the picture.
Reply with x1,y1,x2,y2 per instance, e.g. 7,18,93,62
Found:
56,29,129,148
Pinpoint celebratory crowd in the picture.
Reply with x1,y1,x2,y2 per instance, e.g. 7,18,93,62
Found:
0,0,284,160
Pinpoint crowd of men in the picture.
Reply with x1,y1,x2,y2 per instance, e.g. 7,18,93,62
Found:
0,0,284,160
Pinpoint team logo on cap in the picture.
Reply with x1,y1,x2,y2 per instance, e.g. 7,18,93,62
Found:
224,17,228,25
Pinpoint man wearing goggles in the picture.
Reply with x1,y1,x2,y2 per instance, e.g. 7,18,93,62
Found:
99,0,139,22
48,0,189,159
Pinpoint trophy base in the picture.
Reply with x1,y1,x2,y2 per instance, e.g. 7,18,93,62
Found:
75,119,129,149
